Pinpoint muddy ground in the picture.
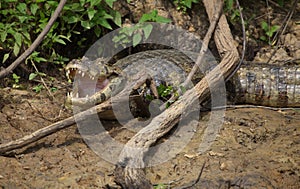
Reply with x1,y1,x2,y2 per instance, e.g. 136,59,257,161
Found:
1,0,300,188
0,85,299,188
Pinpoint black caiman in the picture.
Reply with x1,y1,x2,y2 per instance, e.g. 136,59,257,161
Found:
65,49,300,109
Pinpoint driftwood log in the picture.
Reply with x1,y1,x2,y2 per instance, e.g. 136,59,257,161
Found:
113,0,240,188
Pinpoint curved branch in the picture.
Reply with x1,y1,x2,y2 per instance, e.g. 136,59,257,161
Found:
0,0,67,79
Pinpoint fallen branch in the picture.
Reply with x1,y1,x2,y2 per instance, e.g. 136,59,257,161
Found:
0,73,151,155
0,0,67,79
113,0,240,188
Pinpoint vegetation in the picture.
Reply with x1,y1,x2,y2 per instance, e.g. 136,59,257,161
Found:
173,0,199,12
0,0,121,64
0,0,289,92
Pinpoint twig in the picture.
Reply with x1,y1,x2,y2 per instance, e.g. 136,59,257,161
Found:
0,0,67,79
25,100,64,122
30,60,56,101
268,0,289,12
159,1,224,111
227,0,245,81
219,104,300,112
177,160,207,189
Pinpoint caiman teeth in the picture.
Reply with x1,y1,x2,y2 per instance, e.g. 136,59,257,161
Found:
67,92,73,98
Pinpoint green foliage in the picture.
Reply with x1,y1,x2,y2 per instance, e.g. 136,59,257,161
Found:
173,0,199,12
157,84,174,98
139,10,171,23
112,23,154,47
113,10,171,47
32,84,43,93
277,0,284,7
0,0,121,66
0,0,124,91
224,0,242,23
260,21,280,44
12,73,21,89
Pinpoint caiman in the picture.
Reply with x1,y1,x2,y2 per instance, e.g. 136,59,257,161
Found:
65,49,300,111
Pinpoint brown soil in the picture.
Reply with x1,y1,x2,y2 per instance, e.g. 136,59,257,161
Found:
1,0,299,188
0,87,299,188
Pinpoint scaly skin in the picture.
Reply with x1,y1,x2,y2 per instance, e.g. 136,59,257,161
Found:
66,49,300,107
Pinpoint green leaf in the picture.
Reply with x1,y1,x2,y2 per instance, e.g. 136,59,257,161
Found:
226,0,233,10
97,18,112,29
79,0,86,6
64,15,79,24
270,25,280,33
185,0,193,8
142,24,153,39
145,94,154,101
133,33,142,47
32,84,43,93
113,11,122,27
94,26,102,37
101,12,114,20
29,73,38,80
46,1,58,7
3,53,9,63
18,16,28,23
261,21,268,32
58,34,71,42
90,0,102,7
260,36,266,41
87,8,97,20
139,10,171,23
157,84,166,95
0,31,7,42
22,31,31,42
16,3,27,13
104,0,117,8
35,57,47,63
13,43,20,56
14,32,22,46
12,73,20,83
139,10,157,23
155,16,171,23
81,20,91,29
54,38,66,45
51,87,57,92
30,3,39,15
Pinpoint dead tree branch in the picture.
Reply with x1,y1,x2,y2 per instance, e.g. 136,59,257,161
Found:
0,0,67,79
0,73,151,155
113,0,240,188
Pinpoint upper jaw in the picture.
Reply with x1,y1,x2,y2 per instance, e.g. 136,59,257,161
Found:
65,62,98,81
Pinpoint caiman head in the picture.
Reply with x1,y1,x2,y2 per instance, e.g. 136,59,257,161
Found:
65,56,121,106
